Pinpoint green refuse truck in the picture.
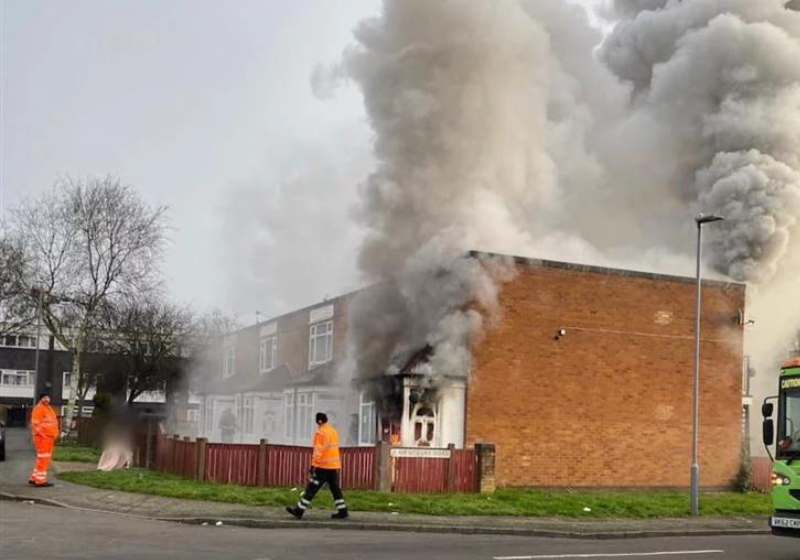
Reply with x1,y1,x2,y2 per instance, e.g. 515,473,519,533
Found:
762,357,800,537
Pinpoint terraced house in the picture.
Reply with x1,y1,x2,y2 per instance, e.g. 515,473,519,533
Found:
195,252,750,488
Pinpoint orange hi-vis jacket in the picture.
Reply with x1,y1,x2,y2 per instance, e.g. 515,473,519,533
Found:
311,422,341,470
31,402,59,439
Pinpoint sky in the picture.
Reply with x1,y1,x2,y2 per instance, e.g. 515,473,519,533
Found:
0,0,606,321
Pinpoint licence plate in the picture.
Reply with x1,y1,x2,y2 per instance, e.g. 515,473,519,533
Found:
772,516,800,529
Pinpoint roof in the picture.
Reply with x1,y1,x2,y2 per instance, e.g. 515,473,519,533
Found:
287,361,339,387
198,363,293,395
467,250,746,290
400,346,434,376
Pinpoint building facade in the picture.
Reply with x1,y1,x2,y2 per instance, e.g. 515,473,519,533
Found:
0,333,183,427
194,254,748,488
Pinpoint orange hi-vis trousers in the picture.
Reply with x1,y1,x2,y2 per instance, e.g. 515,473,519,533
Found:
30,435,55,485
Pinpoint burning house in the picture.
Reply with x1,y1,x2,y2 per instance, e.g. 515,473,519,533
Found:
195,251,747,488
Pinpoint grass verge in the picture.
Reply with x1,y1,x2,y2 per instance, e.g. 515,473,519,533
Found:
58,469,772,518
53,444,101,463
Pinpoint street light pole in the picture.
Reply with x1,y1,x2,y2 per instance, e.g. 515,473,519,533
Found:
32,288,44,407
691,213,724,516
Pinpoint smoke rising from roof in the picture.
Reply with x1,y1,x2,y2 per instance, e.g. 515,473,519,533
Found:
337,0,613,393
602,1,800,284
325,0,800,403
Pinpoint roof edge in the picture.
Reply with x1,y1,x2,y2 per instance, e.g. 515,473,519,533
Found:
467,250,746,291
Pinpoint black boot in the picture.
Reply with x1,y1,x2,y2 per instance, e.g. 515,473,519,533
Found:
331,509,349,519
285,506,304,520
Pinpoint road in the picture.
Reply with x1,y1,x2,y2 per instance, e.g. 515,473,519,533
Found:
1,501,798,560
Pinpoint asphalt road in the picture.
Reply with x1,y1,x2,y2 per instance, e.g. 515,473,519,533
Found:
1,501,798,560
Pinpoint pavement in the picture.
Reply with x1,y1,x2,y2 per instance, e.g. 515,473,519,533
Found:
0,427,772,539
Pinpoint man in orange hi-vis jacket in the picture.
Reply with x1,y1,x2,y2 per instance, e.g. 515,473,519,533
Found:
29,393,60,487
286,412,348,520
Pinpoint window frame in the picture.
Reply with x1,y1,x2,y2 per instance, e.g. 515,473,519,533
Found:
308,320,333,368
0,370,34,386
358,392,377,446
222,346,236,379
243,396,255,435
259,335,278,373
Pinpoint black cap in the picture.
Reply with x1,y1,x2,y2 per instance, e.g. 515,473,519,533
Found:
315,412,328,425
38,392,51,402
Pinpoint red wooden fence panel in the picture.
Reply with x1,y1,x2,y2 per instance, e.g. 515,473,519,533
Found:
205,444,259,486
451,449,477,493
156,435,174,473
393,456,449,493
392,449,477,494
340,446,376,490
264,445,313,488
172,440,196,479
751,456,772,493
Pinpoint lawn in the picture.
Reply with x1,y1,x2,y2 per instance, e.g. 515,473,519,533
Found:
53,442,102,463
58,468,772,518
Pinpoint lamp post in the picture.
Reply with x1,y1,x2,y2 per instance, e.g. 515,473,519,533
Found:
31,288,44,407
690,213,724,516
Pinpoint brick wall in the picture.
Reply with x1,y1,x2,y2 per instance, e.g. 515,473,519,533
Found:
466,261,745,488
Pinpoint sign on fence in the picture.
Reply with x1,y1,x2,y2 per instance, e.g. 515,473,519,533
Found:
390,447,451,459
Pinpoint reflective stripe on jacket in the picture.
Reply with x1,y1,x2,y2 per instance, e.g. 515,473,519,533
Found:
311,422,341,470
31,403,59,439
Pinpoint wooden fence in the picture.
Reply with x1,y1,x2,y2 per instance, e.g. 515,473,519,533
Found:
150,432,483,494
391,447,477,493
751,456,772,493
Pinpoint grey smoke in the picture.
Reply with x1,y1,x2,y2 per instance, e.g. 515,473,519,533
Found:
602,0,800,283
220,140,366,316
330,0,800,397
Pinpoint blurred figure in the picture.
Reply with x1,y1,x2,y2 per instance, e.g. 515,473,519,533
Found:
96,421,133,471
219,409,237,443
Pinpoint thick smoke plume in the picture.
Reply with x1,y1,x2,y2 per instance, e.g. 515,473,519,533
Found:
338,0,608,396
602,0,800,283
333,0,800,413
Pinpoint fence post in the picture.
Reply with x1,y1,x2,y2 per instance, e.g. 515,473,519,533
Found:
475,443,496,494
196,438,207,481
374,442,392,492
257,439,268,487
446,443,456,492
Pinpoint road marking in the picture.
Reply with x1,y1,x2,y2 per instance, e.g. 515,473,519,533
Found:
494,551,724,560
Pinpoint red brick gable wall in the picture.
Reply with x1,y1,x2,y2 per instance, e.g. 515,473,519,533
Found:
466,263,745,488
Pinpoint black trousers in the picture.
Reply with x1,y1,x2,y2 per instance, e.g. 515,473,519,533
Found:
296,468,347,512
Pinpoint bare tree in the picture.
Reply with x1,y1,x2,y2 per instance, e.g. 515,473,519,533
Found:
95,297,193,405
180,309,239,397
0,229,34,336
11,176,168,432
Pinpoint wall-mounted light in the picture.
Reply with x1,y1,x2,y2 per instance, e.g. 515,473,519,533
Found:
554,328,566,340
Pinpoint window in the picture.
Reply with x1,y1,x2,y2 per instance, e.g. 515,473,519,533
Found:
297,392,314,439
262,408,278,435
412,405,436,447
243,396,255,435
204,399,215,432
778,382,800,459
359,392,376,446
0,370,34,386
222,346,236,379
187,409,200,424
259,336,277,372
308,321,333,368
1,335,37,348
284,394,294,440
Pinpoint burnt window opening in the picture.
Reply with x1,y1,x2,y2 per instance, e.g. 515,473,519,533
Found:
412,405,436,447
